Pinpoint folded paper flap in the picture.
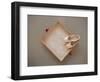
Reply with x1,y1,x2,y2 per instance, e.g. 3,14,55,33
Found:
41,22,69,43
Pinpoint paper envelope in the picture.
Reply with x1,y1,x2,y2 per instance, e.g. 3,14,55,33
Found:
41,22,80,62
